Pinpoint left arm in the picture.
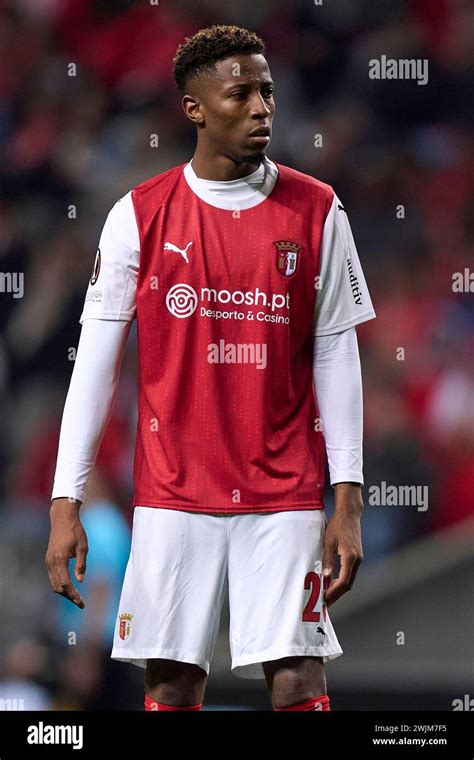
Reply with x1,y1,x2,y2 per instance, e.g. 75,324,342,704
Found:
312,326,364,607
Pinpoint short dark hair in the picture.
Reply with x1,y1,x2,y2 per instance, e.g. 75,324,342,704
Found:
172,24,265,93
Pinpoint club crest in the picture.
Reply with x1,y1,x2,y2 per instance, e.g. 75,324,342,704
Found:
118,612,133,640
274,240,302,277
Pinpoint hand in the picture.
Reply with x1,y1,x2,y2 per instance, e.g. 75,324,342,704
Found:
322,483,363,608
45,498,88,608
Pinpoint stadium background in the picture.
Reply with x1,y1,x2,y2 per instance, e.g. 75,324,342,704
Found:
0,0,472,710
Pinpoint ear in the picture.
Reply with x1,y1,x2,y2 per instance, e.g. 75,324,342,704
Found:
182,95,204,127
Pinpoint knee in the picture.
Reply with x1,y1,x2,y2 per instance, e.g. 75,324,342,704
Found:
145,659,207,706
271,672,317,709
264,656,327,710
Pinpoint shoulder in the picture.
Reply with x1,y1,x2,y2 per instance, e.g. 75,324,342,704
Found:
274,161,335,216
131,163,187,200
100,190,138,243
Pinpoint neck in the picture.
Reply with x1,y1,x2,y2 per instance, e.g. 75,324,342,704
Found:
190,145,263,181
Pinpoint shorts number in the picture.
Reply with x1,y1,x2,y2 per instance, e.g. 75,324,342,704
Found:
302,572,326,622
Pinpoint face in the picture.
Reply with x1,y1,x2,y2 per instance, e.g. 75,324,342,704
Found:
184,53,275,164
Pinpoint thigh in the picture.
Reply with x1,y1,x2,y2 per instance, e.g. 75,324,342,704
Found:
111,507,228,675
228,509,343,679
145,658,208,691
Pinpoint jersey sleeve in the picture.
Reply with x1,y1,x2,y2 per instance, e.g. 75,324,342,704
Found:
313,191,376,336
50,319,133,504
79,191,139,324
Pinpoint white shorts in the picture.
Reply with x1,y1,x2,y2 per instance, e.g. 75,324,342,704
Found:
111,506,343,679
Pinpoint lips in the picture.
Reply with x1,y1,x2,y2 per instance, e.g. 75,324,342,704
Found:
249,126,271,137
248,126,271,145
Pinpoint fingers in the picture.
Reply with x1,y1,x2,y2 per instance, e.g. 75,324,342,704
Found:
322,533,336,585
58,575,85,609
324,551,362,607
45,553,85,608
74,541,88,583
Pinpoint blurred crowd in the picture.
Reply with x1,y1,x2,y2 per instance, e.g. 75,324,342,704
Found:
0,0,472,709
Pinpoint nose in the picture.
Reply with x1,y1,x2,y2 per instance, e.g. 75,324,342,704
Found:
249,91,272,118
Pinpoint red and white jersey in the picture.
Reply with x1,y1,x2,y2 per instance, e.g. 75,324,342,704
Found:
80,157,375,514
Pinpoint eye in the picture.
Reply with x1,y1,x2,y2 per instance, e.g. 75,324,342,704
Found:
231,91,246,99
263,87,275,98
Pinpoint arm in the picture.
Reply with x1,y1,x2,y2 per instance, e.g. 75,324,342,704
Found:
45,318,132,608
312,189,376,606
46,190,139,608
312,327,364,607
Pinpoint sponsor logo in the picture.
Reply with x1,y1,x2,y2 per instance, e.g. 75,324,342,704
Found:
163,240,193,264
166,284,290,322
119,612,133,640
274,240,302,277
90,248,101,285
166,283,199,318
346,252,362,305
201,286,289,312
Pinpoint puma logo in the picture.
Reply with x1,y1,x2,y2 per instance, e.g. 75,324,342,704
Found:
163,241,193,264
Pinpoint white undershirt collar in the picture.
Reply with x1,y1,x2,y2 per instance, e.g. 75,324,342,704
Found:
183,154,278,210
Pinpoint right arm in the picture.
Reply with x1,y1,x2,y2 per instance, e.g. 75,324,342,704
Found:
45,318,132,608
46,191,139,607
